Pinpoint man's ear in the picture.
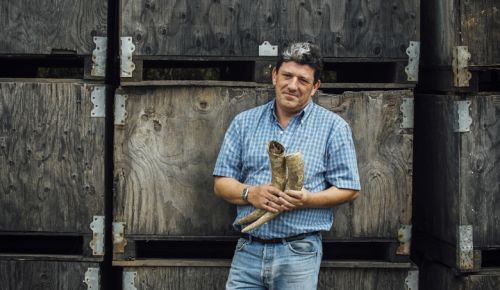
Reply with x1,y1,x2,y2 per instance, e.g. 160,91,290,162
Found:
310,79,321,97
272,67,277,85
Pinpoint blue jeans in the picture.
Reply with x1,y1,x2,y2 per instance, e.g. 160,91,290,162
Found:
226,234,323,290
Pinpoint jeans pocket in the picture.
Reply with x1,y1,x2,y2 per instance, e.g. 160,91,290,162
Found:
287,239,317,255
235,238,250,252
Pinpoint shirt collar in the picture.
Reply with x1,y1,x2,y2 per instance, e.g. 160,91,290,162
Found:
269,98,315,124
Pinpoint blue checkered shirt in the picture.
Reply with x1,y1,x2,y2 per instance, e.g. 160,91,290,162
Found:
213,99,361,239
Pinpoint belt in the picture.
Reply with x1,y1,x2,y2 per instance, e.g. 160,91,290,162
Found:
242,231,319,244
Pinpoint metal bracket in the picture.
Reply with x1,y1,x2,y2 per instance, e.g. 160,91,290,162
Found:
400,98,414,129
123,272,138,290
405,270,418,290
114,94,128,125
405,41,420,82
89,216,105,256
91,86,106,118
120,37,136,77
457,225,474,271
113,222,127,253
397,224,412,255
454,100,472,132
259,41,278,56
452,46,472,87
92,36,107,77
83,267,100,290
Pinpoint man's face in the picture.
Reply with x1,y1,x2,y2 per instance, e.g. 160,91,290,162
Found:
272,61,320,116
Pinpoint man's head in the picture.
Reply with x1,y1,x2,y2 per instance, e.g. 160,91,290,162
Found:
272,42,323,117
275,42,323,84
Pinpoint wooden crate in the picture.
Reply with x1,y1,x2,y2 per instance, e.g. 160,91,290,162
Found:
413,93,500,272
119,0,419,82
0,80,105,238
419,259,500,290
0,0,107,56
420,0,500,92
113,83,413,259
116,260,418,290
0,259,102,290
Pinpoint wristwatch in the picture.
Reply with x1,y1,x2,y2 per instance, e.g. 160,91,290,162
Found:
241,187,250,201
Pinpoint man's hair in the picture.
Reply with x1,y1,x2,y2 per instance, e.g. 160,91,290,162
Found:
275,42,323,84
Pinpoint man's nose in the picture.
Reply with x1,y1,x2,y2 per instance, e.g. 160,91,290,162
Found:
287,77,298,91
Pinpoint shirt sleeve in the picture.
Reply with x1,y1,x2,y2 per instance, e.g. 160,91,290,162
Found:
213,116,243,181
325,123,361,191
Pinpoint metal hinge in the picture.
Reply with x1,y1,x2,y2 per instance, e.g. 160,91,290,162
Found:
405,41,420,82
400,98,414,129
454,100,472,132
405,270,418,290
113,222,127,253
452,46,472,87
123,272,138,290
120,37,136,77
84,267,100,290
91,86,106,118
92,36,107,77
89,216,105,256
259,41,278,56
457,225,474,271
397,224,412,255
114,94,128,125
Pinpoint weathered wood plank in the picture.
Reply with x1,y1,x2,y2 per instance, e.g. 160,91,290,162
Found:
414,94,500,248
114,86,273,236
123,262,417,290
0,81,105,233
317,90,414,240
120,0,418,58
114,87,413,244
0,0,107,55
420,259,500,290
0,260,100,290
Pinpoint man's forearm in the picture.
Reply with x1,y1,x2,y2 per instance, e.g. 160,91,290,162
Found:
214,176,248,205
304,186,359,208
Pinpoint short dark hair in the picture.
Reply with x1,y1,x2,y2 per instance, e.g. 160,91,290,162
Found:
275,42,323,84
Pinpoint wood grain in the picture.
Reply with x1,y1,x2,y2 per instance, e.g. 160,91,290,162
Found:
125,263,417,290
121,0,418,58
0,260,100,290
414,94,500,248
317,90,414,239
0,0,107,55
114,86,272,236
0,81,105,233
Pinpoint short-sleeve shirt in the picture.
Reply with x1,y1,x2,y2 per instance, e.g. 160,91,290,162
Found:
213,98,361,239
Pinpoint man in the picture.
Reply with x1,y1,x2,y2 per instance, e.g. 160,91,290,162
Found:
213,42,361,289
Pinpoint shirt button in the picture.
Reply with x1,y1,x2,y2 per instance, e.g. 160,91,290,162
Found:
280,131,284,134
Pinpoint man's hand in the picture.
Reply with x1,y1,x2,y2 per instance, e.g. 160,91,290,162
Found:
277,188,310,210
248,184,288,213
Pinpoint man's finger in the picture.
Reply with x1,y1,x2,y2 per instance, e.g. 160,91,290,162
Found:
284,189,303,199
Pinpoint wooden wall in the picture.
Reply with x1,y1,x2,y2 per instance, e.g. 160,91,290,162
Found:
0,81,105,233
0,0,107,55
120,0,419,58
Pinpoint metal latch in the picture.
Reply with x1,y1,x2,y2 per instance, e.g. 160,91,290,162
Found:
452,46,472,87
92,36,107,77
405,270,418,290
121,37,136,77
454,100,472,132
91,86,106,118
123,272,138,290
113,222,127,253
84,267,100,290
115,94,128,125
405,41,420,82
397,224,412,255
400,98,414,129
259,41,278,56
458,225,474,271
89,216,105,256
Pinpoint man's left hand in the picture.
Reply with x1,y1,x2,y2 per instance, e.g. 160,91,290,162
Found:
277,188,310,210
